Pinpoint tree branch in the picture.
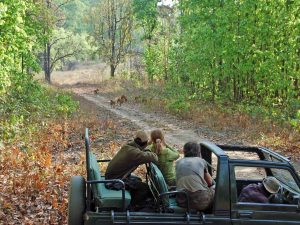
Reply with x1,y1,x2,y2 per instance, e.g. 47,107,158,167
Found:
50,35,71,48
50,52,76,72
54,0,72,12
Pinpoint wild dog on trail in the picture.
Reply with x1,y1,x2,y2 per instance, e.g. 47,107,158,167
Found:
116,95,128,106
110,95,128,108
116,97,123,106
120,95,127,102
110,99,116,108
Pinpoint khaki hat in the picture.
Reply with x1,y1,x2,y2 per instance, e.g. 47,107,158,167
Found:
135,130,149,143
263,176,281,194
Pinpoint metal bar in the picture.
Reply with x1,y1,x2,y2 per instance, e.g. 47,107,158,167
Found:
218,144,259,152
259,147,291,162
97,159,111,162
229,159,288,167
85,211,215,224
200,142,227,156
111,210,115,223
218,144,291,163
85,128,91,181
85,128,91,211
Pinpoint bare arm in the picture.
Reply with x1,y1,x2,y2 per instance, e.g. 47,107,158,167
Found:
204,171,213,187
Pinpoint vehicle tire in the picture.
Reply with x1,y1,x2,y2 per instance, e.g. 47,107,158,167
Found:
68,176,86,225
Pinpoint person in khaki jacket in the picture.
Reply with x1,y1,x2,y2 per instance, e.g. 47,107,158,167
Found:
105,130,158,207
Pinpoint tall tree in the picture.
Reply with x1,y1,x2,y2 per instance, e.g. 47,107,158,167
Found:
132,0,157,44
0,0,50,139
167,0,300,109
42,0,75,83
89,0,133,78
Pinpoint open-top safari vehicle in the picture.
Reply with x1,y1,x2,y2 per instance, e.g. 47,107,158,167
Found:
68,128,300,225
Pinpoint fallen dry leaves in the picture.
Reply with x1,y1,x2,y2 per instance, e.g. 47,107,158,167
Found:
0,105,134,225
0,130,84,224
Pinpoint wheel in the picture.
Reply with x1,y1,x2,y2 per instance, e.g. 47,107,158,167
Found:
68,176,86,225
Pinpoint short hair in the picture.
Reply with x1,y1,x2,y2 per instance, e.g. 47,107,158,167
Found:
183,142,200,157
134,138,148,148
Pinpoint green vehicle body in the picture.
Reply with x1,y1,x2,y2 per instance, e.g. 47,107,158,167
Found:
68,128,300,225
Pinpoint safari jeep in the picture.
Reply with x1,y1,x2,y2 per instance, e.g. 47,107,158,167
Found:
68,128,300,225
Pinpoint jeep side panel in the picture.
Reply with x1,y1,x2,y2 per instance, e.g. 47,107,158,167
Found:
229,161,300,225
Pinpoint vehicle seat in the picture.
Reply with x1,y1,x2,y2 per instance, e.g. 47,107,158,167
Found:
148,163,187,213
89,153,131,210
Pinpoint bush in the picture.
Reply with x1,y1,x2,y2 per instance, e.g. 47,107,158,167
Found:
0,78,79,143
290,110,300,132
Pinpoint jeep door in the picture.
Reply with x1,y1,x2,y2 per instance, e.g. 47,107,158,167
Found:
229,162,300,225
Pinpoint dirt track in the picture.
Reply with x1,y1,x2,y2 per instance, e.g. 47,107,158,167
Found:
50,66,299,171
72,88,207,149
50,65,233,150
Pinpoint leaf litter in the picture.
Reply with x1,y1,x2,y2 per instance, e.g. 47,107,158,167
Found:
0,96,136,224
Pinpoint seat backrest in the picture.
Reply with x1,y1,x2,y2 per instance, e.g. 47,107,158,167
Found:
89,153,102,197
89,153,131,210
149,163,169,205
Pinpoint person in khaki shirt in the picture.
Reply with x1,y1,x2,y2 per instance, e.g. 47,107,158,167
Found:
105,130,158,207
176,142,214,211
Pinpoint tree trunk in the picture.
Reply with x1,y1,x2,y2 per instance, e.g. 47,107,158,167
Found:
110,64,116,78
44,42,51,84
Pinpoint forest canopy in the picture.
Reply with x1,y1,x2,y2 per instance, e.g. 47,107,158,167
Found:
1,0,300,142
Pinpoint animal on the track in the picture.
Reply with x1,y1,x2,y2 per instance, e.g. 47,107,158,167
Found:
120,95,127,102
110,99,116,108
116,95,128,106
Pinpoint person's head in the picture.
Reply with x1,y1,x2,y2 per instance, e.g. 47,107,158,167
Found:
183,142,200,157
150,129,165,154
134,130,149,149
150,129,164,143
262,176,281,194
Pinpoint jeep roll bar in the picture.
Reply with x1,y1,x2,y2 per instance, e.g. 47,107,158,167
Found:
85,128,92,210
85,128,91,182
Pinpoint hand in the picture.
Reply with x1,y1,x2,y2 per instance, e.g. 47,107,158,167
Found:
155,139,162,154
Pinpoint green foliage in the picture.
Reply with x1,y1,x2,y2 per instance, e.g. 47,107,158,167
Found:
88,0,133,77
135,0,300,128
160,82,191,113
173,0,300,107
166,97,191,113
290,110,300,132
144,46,163,82
61,0,97,33
0,1,79,143
132,0,157,41
50,28,96,71
133,1,175,83
55,94,79,117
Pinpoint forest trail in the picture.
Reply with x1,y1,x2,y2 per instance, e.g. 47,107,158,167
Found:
62,81,254,149
71,87,207,149
61,83,300,172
